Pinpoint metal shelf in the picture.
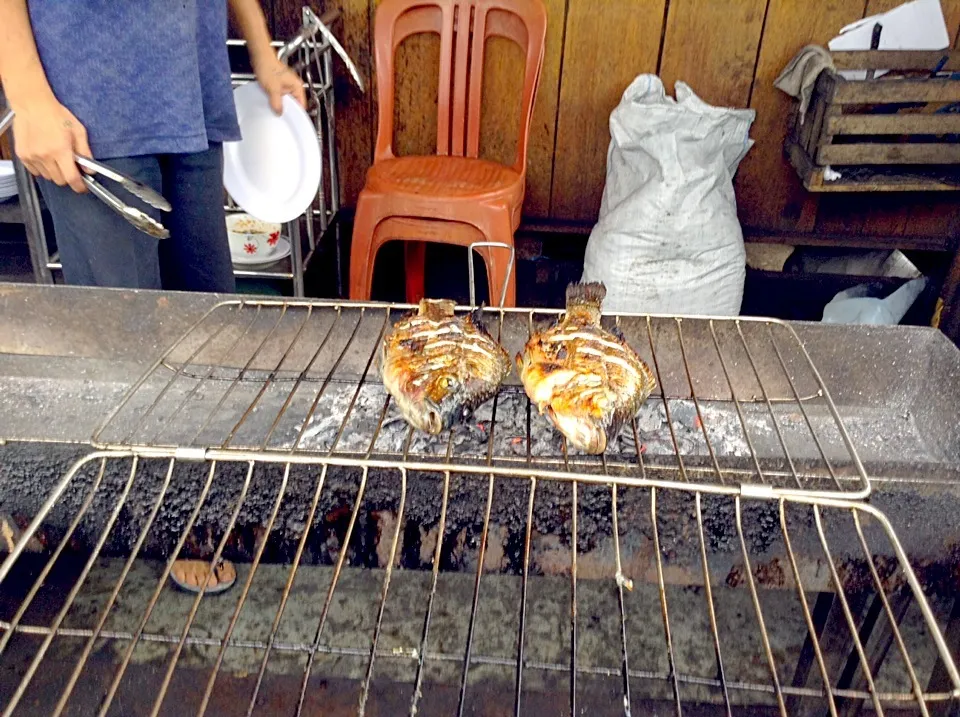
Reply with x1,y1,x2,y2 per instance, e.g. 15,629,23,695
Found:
232,256,295,280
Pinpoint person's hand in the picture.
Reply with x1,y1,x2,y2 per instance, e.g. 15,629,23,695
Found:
13,94,91,193
254,57,307,115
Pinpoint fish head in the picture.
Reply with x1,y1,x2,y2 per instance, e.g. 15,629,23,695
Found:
400,371,470,435
392,393,447,435
547,407,607,454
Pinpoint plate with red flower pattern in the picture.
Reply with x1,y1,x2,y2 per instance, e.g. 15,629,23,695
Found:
231,236,292,266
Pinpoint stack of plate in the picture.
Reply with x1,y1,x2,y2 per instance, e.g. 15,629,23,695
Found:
0,161,16,201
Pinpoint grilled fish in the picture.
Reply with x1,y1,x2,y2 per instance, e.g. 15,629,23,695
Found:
381,299,511,434
516,282,656,454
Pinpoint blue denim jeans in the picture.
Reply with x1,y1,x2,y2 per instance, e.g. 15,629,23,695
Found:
38,143,236,293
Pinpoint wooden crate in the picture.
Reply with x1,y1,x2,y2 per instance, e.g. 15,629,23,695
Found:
786,50,960,192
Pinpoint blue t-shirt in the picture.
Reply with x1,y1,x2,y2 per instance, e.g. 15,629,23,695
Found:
28,0,241,159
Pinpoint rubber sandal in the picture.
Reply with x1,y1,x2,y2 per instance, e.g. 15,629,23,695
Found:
169,559,237,595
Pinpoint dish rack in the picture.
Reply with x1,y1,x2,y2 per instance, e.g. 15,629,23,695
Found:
12,7,351,297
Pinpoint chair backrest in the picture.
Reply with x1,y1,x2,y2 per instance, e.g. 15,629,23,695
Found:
372,0,547,174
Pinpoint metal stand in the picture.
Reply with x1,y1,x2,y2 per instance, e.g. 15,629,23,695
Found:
225,7,353,297
13,157,53,285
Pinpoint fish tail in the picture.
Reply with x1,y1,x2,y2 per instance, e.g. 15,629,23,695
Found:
418,298,457,320
469,304,485,324
566,282,606,309
467,305,494,338
565,282,606,322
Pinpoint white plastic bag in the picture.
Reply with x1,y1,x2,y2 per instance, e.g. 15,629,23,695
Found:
822,277,927,325
581,75,755,315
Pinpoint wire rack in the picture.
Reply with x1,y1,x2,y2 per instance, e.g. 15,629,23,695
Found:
93,299,870,498
0,451,957,716
225,7,349,298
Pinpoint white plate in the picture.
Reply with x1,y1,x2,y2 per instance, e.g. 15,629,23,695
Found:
223,83,321,224
0,161,13,179
231,236,292,266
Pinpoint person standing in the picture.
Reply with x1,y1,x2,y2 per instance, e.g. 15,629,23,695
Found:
0,0,306,292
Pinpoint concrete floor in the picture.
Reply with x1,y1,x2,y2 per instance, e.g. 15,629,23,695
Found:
1,553,953,715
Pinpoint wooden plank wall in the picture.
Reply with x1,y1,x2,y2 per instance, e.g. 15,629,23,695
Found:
258,0,960,239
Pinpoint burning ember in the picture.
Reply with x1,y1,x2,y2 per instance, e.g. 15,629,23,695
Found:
293,384,762,460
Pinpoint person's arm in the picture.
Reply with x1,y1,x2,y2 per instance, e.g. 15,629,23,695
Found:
228,0,306,114
0,0,91,192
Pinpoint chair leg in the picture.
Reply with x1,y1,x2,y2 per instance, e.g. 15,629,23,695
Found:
349,201,382,301
404,241,427,303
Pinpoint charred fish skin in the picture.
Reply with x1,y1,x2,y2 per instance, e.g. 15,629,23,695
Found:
380,299,510,435
517,282,656,454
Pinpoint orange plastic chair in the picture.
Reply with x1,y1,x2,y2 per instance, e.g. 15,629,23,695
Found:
349,0,547,307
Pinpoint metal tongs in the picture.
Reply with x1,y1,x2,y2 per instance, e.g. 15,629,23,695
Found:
0,109,171,239
75,156,171,238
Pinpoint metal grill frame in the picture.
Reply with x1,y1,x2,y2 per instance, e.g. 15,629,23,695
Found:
90,299,873,500
1,450,958,716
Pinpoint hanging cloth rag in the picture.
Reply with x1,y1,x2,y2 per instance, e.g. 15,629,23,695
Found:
774,45,836,122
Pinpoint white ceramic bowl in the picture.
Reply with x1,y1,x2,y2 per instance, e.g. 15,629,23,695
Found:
226,213,282,260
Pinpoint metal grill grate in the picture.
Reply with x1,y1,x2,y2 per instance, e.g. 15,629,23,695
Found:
92,300,870,498
0,452,957,715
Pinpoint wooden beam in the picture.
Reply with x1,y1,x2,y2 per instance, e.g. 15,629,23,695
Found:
743,228,954,252
521,0,565,218
828,113,960,135
832,50,959,72
477,0,565,219
272,0,304,39
834,78,960,104
333,0,375,209
819,142,960,165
